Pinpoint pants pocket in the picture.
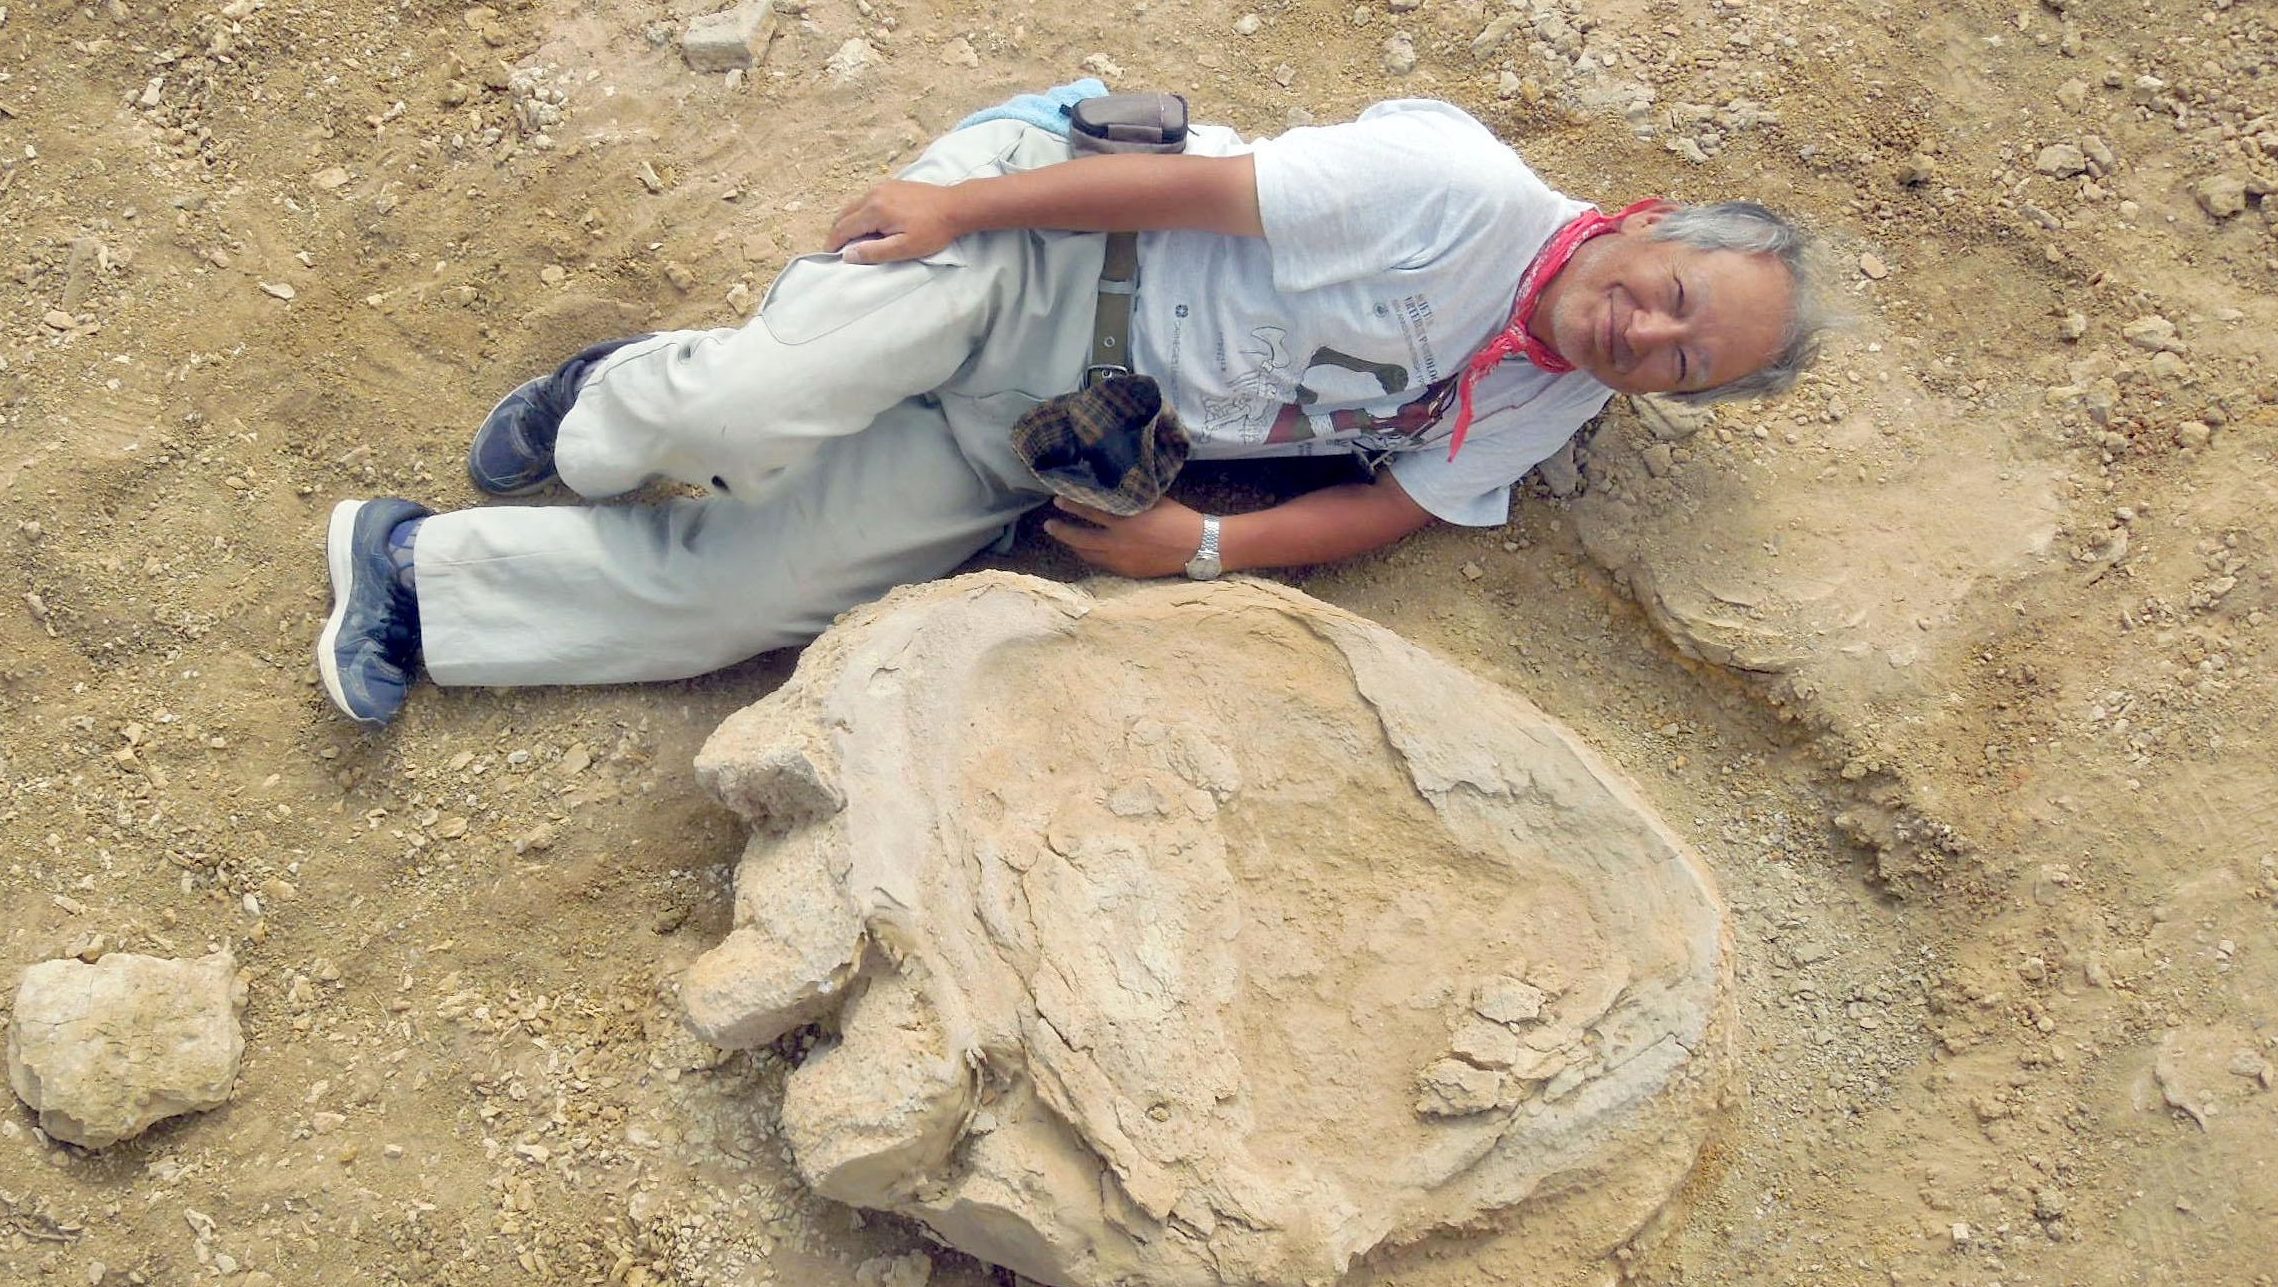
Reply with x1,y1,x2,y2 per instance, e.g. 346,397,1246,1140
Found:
757,250,961,346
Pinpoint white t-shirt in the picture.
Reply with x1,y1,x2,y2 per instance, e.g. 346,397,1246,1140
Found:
1130,100,1614,526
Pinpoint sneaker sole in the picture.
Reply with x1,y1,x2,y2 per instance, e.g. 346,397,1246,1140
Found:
316,499,372,723
467,377,559,497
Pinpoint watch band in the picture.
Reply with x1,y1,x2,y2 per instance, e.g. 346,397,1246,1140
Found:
1184,514,1223,581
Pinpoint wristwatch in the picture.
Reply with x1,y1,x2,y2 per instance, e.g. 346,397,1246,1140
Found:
1184,515,1224,581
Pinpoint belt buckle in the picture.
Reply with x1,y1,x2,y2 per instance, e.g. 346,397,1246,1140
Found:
1083,362,1131,389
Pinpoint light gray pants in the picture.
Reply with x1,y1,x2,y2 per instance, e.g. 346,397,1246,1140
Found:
414,122,1103,687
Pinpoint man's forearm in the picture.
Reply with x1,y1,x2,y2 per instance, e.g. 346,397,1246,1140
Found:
944,153,1265,240
1219,476,1437,572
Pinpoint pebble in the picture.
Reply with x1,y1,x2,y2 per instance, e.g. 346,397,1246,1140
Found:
1234,13,1261,35
42,308,76,330
312,166,350,190
2121,315,2182,354
1857,252,1889,280
2034,143,2087,177
1471,13,1523,59
828,38,880,82
1386,0,1422,10
1461,561,1483,581
2059,311,2087,341
1079,52,1124,80
1381,32,1416,75
2194,175,2247,219
1642,443,1674,478
260,281,296,300
938,37,978,67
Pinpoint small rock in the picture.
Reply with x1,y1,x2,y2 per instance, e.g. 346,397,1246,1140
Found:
1896,154,1937,186
2055,79,2089,112
42,309,76,331
1079,52,1123,80
538,264,565,286
2059,311,2087,341
1234,13,1261,35
2121,315,2182,354
1381,32,1417,76
828,38,880,82
1386,0,1423,9
1641,443,1674,478
938,37,978,68
2033,143,2087,177
683,1,776,72
2193,174,2247,219
1471,13,1523,59
260,281,296,301
1533,441,1581,497
311,166,350,190
1857,252,1889,280
1460,561,1483,581
7,951,247,1148
2175,421,2211,449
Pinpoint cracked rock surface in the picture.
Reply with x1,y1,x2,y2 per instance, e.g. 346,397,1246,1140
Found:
685,573,1731,1287
7,950,247,1149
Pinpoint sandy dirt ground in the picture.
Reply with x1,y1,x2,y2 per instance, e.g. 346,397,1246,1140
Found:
1,0,2274,1283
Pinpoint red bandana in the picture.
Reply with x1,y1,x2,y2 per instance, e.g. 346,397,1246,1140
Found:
1445,198,1667,460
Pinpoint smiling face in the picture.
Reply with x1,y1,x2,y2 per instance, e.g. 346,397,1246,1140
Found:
1530,208,1797,397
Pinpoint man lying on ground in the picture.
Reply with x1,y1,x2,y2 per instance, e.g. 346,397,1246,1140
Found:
317,97,1825,726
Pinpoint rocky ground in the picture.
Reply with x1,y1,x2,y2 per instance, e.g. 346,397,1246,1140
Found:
0,0,2272,1284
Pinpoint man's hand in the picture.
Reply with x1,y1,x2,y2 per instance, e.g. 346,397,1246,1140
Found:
1043,497,1206,579
828,180,965,265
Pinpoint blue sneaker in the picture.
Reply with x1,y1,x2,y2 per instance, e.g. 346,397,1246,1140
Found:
317,498,432,726
466,335,647,496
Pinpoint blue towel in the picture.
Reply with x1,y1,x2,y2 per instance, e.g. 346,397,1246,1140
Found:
955,79,1108,136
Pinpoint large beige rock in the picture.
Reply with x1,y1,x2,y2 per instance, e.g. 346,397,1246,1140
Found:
8,950,247,1148
685,573,1731,1287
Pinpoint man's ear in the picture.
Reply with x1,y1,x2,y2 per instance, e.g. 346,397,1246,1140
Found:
1618,201,1681,234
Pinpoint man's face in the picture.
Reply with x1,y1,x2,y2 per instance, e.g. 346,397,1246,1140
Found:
1532,210,1795,397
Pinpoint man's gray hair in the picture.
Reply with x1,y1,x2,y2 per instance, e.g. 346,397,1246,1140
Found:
1648,201,1827,404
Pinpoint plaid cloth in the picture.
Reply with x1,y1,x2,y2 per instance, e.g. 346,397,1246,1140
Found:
1009,374,1190,515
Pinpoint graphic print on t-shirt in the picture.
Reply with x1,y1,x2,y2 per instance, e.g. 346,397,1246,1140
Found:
1198,291,1459,449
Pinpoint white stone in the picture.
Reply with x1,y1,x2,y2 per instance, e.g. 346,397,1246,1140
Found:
683,1,776,72
686,573,1731,1287
7,952,246,1148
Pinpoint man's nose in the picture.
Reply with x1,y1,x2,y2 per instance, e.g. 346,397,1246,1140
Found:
1626,309,1687,349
